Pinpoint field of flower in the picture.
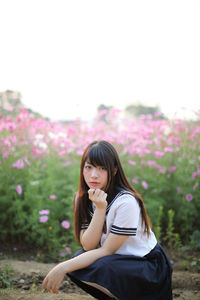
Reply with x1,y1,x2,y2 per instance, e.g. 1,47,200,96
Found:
0,108,200,261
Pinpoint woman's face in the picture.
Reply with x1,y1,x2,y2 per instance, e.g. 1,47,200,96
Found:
83,161,108,191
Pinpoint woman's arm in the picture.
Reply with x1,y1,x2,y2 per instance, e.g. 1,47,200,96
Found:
42,233,128,294
80,188,107,251
80,206,106,250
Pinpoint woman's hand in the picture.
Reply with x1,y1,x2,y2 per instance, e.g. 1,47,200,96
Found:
42,262,66,294
88,188,107,209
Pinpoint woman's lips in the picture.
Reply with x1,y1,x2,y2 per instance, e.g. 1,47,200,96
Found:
90,182,99,186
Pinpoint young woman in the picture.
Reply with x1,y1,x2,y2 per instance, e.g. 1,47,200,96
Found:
42,140,172,300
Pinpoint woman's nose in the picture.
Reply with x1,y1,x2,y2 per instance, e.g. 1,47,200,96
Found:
91,168,98,177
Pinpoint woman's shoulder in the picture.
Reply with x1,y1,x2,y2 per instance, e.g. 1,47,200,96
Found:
112,189,139,209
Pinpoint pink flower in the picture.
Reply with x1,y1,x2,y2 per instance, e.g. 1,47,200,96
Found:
193,182,199,191
39,215,48,223
158,167,166,174
192,172,197,180
132,178,138,184
39,209,50,215
61,161,71,167
61,220,70,229
16,184,22,195
24,157,31,166
185,194,193,202
164,147,173,153
141,181,148,189
49,195,56,199
176,186,181,193
32,148,41,155
128,160,137,166
12,159,25,169
65,247,72,254
60,252,66,257
169,166,177,173
154,151,164,158
99,109,108,116
76,150,84,156
147,161,156,166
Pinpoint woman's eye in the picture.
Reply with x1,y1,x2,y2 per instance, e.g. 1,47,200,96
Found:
85,165,91,169
100,167,106,170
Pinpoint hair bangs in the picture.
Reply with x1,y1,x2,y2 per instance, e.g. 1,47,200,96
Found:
86,145,111,170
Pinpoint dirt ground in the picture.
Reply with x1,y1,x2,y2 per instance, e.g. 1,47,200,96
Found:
0,258,200,300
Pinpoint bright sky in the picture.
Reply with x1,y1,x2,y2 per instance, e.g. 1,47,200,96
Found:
0,0,200,120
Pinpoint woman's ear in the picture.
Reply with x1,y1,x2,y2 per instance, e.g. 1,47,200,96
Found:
114,167,118,176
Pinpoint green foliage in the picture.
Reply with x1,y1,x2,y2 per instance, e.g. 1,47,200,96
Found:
125,104,165,119
190,230,200,250
163,210,182,251
182,256,200,272
0,111,200,260
154,206,163,243
0,150,79,261
0,264,15,288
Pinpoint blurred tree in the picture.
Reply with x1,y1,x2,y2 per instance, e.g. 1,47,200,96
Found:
97,104,113,122
97,104,113,113
125,104,166,119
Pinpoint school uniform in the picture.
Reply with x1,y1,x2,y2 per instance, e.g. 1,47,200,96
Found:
68,186,172,300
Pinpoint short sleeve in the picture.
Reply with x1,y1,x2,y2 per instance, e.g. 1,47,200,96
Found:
110,196,140,236
81,223,89,230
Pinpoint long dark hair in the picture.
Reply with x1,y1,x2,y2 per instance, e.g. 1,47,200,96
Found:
74,140,152,244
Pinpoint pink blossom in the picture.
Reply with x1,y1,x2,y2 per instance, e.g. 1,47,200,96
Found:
154,151,164,158
147,161,156,166
176,186,181,193
20,108,29,115
16,184,22,195
132,178,138,184
192,172,197,180
61,161,71,167
197,168,200,175
65,247,72,254
76,150,84,156
49,195,56,199
32,148,41,155
61,220,70,229
39,215,48,223
60,252,66,257
128,160,137,166
39,209,50,215
158,167,166,174
169,166,177,173
99,109,108,116
8,106,14,112
141,180,148,189
185,194,193,202
12,159,25,169
164,147,173,153
193,182,199,191
24,157,31,166
3,153,9,159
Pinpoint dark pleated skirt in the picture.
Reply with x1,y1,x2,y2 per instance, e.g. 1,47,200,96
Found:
67,243,172,300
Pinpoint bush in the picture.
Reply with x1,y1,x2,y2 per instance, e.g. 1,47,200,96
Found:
0,109,200,259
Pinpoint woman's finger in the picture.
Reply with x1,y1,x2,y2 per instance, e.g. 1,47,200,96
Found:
88,188,95,199
42,277,47,290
